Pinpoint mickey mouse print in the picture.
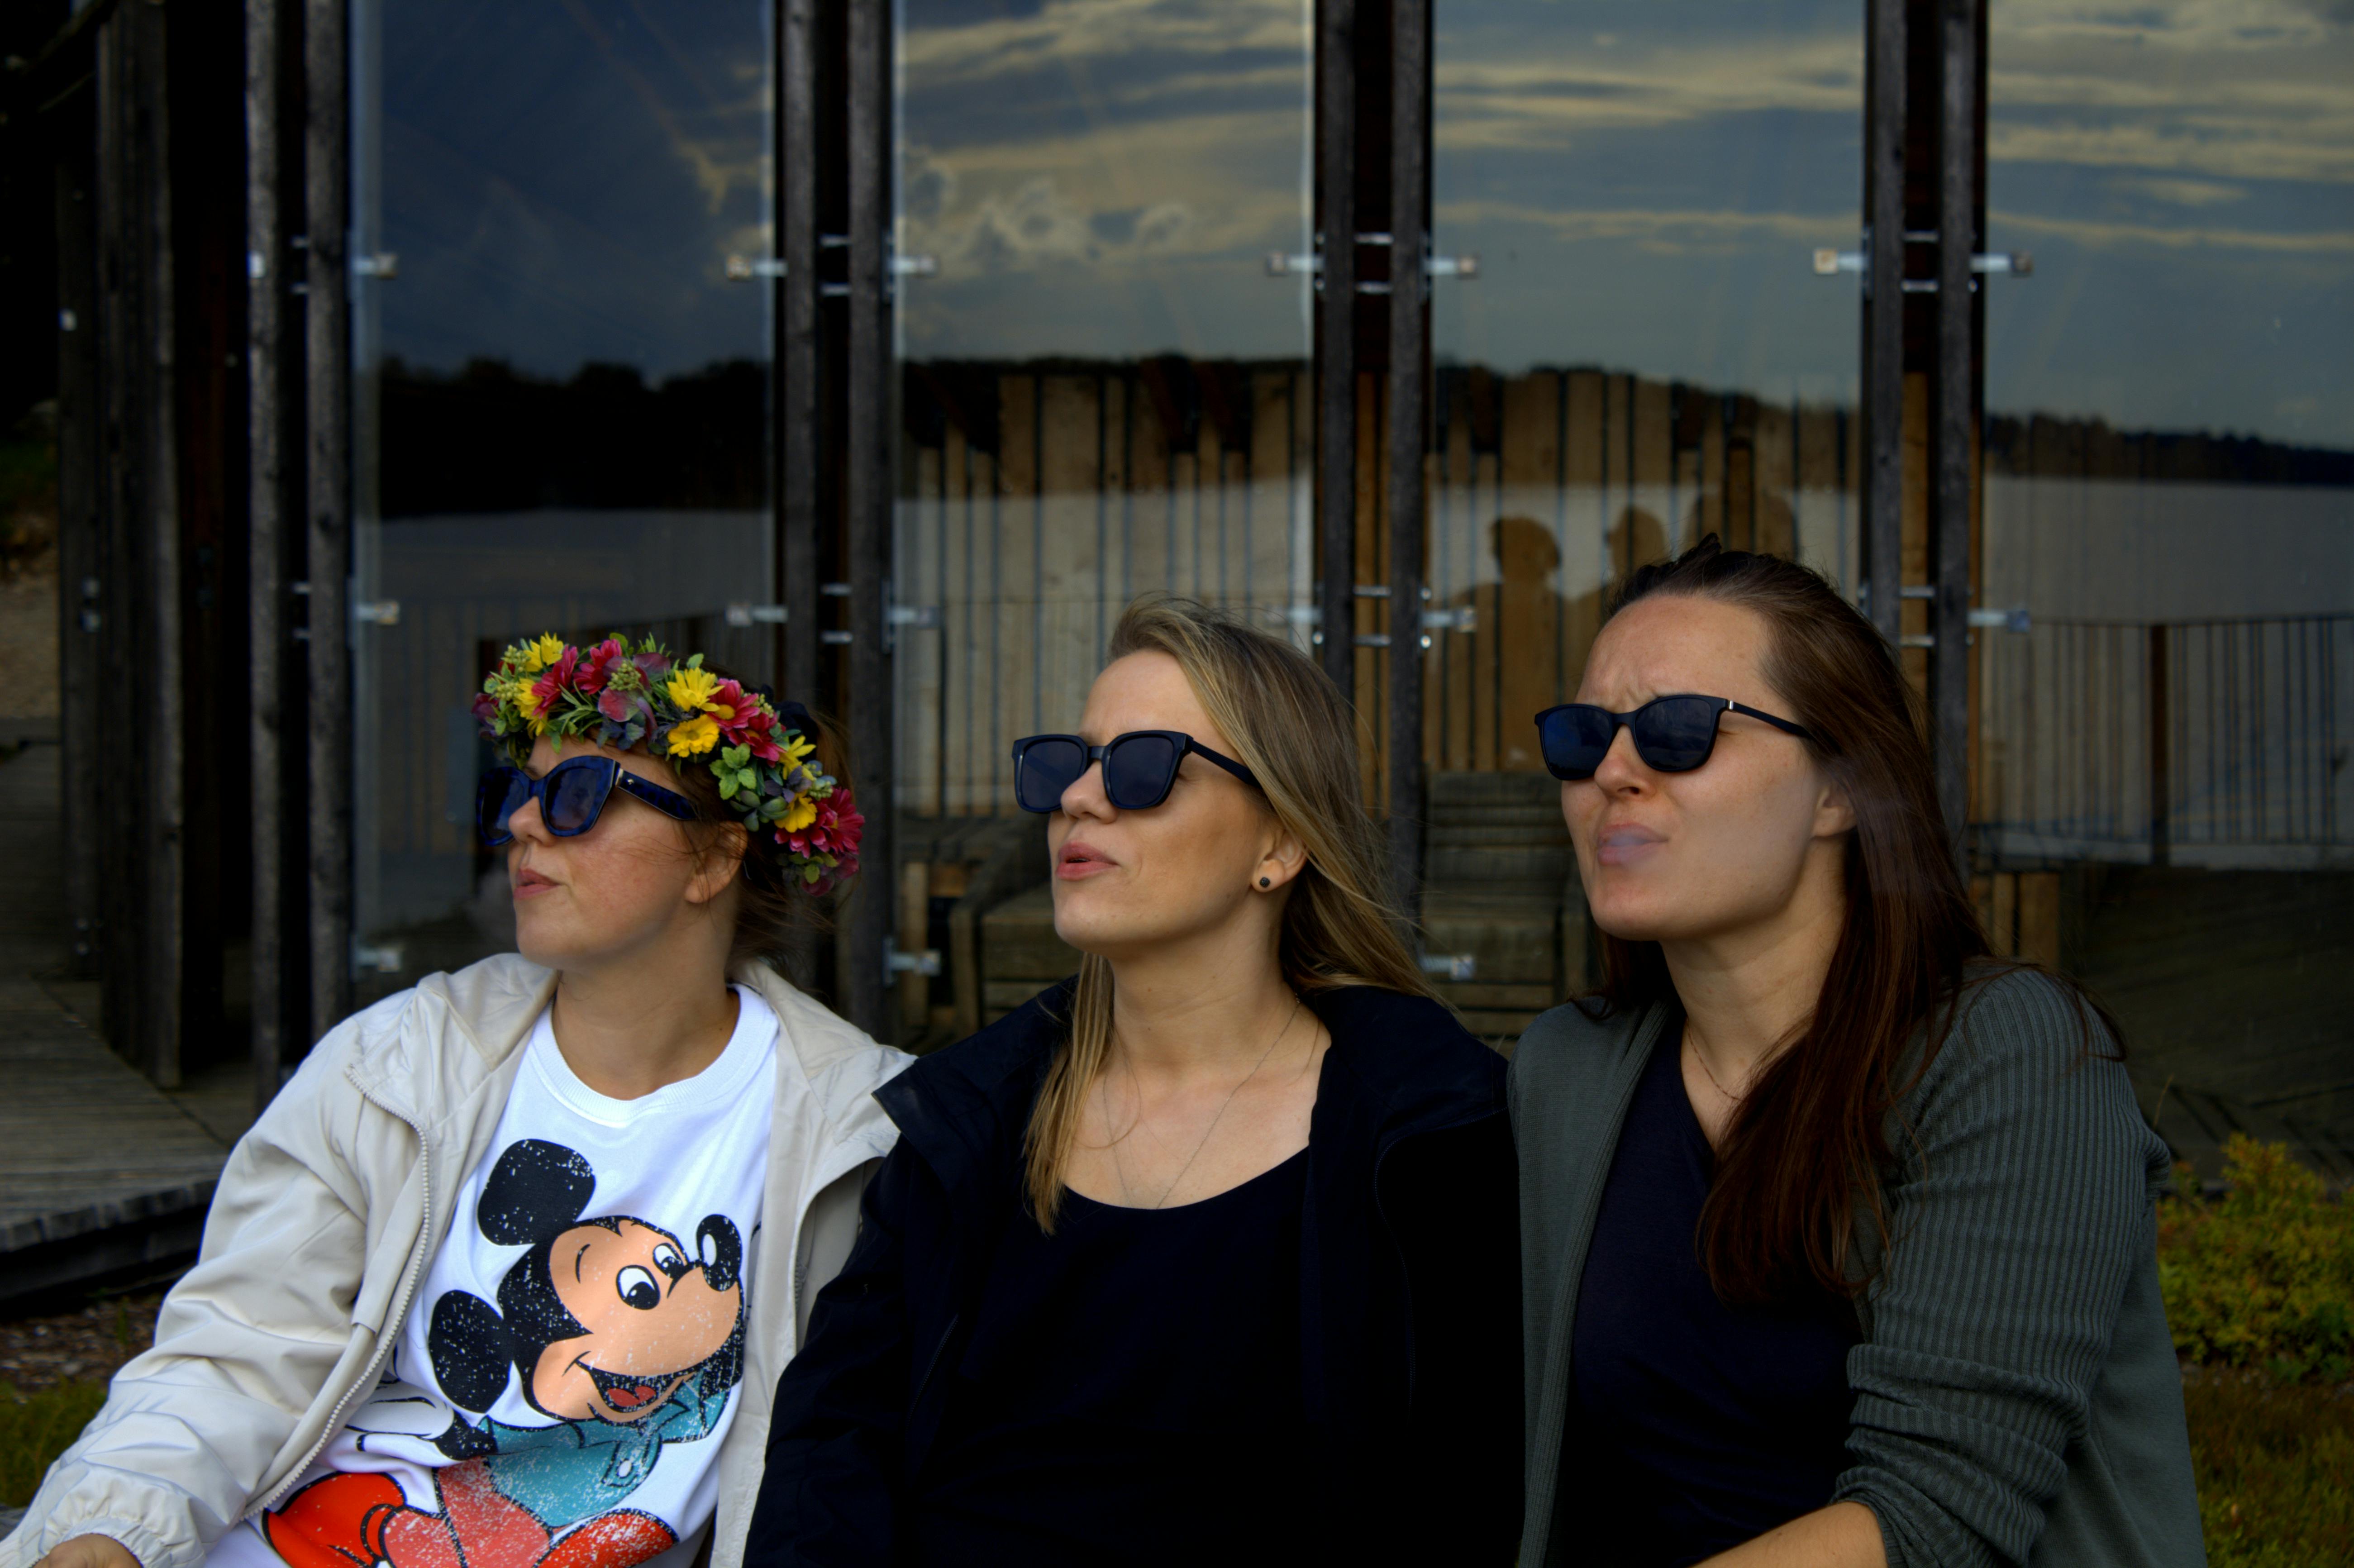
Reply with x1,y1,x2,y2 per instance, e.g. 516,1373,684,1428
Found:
219,987,780,1568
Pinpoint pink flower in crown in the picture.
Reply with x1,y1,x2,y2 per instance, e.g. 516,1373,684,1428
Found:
471,691,500,728
810,790,864,856
575,637,627,696
715,684,783,762
529,645,581,715
631,648,673,685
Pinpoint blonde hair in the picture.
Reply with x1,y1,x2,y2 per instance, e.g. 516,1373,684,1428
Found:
1022,596,1433,1228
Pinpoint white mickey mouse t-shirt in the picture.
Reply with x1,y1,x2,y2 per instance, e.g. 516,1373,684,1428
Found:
210,986,777,1568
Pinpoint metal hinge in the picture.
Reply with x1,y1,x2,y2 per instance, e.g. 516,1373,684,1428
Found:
885,938,942,978
351,253,400,279
352,941,405,977
1419,952,1477,982
725,603,789,626
353,599,401,627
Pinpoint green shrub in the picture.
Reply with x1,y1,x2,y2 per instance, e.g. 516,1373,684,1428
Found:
2186,1370,2354,1568
0,1380,108,1508
2160,1135,2354,1384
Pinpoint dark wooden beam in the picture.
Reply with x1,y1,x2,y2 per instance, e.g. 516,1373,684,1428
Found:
839,0,893,1039
56,119,101,995
248,0,289,1108
1316,0,1357,695
780,0,820,708
1931,0,1978,861
95,1,185,1086
1862,0,1906,643
304,0,352,1043
1386,0,1429,921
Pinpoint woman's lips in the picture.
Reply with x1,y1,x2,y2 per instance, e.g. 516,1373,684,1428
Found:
1595,824,1666,867
513,867,558,899
1056,842,1116,881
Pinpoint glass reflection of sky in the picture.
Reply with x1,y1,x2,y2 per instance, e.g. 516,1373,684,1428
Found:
897,0,1312,362
372,0,770,380
1988,0,2354,448
1432,0,1861,403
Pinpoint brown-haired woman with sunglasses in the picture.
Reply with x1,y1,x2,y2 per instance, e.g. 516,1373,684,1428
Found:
745,596,1520,1565
1512,538,2202,1567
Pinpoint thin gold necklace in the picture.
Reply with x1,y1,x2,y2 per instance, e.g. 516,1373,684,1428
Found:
1114,993,1304,1209
1686,1030,1747,1103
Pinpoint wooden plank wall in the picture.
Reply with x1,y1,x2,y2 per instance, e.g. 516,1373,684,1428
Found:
895,358,1860,816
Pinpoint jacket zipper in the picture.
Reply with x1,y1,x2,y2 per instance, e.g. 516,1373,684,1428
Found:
249,1088,434,1517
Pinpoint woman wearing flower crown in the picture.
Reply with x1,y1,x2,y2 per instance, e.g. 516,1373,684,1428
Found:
745,598,1521,1565
7,636,907,1568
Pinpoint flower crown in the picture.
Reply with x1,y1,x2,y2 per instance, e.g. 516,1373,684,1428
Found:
474,633,862,893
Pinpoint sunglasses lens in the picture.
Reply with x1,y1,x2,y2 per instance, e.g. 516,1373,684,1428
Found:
477,770,528,843
544,760,611,834
1634,698,1722,772
1537,706,1617,781
1103,734,1180,809
1016,738,1088,812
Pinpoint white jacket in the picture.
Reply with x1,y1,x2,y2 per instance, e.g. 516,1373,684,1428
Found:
2,955,908,1568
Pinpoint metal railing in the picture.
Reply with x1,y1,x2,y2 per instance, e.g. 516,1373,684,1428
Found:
1974,615,2352,867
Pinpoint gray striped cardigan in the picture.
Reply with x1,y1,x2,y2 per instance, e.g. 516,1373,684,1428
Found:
1509,966,2206,1567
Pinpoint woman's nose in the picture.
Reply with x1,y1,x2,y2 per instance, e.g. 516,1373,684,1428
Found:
1588,724,1650,792
1059,759,1113,818
507,791,553,842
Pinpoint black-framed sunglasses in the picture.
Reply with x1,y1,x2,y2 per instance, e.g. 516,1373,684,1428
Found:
1533,694,1816,782
477,758,697,846
1010,730,1261,814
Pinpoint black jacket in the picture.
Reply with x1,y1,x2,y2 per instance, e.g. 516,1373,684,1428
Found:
744,982,1522,1566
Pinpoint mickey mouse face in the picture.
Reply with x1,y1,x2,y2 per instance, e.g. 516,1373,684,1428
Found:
427,1139,747,1426
530,1217,742,1423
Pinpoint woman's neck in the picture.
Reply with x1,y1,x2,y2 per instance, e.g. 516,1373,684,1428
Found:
1104,926,1305,1085
1661,857,1846,1089
548,962,740,1100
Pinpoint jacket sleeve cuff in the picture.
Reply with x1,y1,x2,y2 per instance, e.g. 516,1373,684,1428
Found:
7,1516,188,1568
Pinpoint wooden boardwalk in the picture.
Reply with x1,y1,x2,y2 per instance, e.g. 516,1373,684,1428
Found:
0,738,227,1306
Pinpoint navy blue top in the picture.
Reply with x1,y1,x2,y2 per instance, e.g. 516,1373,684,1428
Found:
910,1149,1315,1565
1563,1025,1859,1565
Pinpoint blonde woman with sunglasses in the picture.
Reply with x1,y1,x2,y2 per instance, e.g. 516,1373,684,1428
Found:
747,597,1520,1566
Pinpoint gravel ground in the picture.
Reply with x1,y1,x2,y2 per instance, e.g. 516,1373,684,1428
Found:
0,1295,162,1396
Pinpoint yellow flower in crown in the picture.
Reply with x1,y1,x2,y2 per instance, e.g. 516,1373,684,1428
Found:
666,713,722,756
778,795,819,834
784,732,817,766
667,667,722,714
518,633,567,675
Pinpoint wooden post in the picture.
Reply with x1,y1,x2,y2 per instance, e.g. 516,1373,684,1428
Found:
1316,0,1357,696
248,0,290,1108
1862,0,1905,642
1930,0,1978,867
839,0,894,1039
305,0,354,1044
56,118,101,992
96,1,186,1086
779,0,820,703
1386,0,1429,924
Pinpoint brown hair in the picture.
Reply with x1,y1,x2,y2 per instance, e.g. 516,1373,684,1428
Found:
1595,536,2115,1303
1023,596,1433,1229
660,687,846,975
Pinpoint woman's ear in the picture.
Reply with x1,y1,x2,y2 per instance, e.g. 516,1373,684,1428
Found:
1252,820,1310,893
1814,773,1857,839
686,822,748,906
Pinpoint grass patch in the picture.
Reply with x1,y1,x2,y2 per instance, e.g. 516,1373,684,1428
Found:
1,1379,108,1508
2186,1369,2354,1568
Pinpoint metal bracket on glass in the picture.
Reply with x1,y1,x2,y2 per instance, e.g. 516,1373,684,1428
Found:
353,599,400,627
885,938,943,978
1814,243,2031,282
1970,607,2031,632
352,941,405,977
725,256,787,281
1425,606,1476,633
889,605,942,630
351,253,400,279
1266,234,1478,288
725,603,789,626
1420,952,1477,982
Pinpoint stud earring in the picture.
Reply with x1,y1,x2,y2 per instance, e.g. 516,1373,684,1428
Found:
1258,877,1272,888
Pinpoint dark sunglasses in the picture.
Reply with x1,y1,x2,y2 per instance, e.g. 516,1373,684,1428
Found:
477,758,697,846
1010,730,1261,814
1533,694,1816,782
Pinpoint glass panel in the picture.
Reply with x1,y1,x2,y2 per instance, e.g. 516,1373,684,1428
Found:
1425,0,1860,1040
1430,0,1862,774
350,0,775,994
891,0,1314,1038
1978,4,2354,1177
